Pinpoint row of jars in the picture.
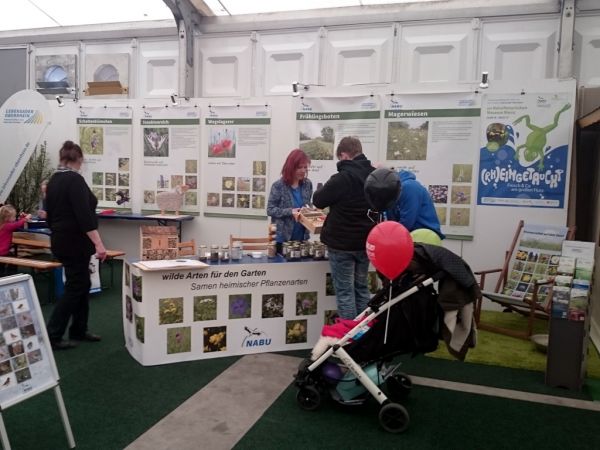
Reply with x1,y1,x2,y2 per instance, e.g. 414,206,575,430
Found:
282,240,328,261
196,240,328,263
198,243,243,262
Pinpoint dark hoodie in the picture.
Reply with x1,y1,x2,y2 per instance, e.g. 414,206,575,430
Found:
313,154,375,251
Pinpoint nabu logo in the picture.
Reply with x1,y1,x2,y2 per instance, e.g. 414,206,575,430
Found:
301,101,312,112
242,326,271,348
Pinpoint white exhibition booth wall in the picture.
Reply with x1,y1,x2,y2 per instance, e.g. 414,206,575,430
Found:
37,78,575,280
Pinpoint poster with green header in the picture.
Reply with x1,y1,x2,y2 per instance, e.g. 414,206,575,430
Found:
295,96,381,189
203,105,271,218
140,106,200,215
381,93,481,239
77,106,133,210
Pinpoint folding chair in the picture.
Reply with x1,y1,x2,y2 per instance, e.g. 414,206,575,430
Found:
474,220,576,340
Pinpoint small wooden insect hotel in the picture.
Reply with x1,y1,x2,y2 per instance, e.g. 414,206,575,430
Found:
140,225,179,260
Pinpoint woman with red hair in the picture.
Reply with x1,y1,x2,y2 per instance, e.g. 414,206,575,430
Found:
267,149,313,253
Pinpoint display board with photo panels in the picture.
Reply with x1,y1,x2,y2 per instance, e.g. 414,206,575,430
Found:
203,104,271,218
0,274,59,408
122,258,384,366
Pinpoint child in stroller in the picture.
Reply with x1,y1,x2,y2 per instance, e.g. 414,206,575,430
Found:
293,242,480,433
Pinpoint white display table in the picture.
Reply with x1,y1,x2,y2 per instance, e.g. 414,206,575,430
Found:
122,256,338,366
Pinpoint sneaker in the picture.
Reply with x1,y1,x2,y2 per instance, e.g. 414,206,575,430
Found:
70,332,102,342
51,340,78,351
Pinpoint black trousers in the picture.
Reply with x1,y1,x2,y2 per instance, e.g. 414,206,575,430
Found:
47,254,92,342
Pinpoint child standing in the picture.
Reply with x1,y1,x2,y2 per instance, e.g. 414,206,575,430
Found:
0,205,31,275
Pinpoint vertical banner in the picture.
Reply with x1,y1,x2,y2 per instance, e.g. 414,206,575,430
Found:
0,90,51,204
295,96,380,189
140,106,201,215
77,106,133,210
381,93,481,238
477,93,574,208
203,105,271,218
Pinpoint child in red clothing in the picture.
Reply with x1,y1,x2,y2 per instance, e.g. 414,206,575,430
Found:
0,205,31,275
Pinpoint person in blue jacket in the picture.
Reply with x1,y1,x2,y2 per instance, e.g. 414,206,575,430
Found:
267,149,313,253
388,170,444,239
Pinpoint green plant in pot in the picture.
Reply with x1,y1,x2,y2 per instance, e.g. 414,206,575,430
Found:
7,140,54,214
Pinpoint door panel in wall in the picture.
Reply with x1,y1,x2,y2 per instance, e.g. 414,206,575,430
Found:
323,25,394,87
196,35,252,97
138,39,178,98
397,21,476,84
574,16,600,86
0,48,26,107
256,30,320,96
480,18,559,82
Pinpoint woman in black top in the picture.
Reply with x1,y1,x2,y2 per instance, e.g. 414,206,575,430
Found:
46,141,107,350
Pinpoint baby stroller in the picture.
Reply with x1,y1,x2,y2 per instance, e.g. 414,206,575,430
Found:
293,243,479,433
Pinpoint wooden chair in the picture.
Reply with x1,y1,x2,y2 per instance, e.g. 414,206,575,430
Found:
229,235,270,252
474,220,576,340
177,239,196,257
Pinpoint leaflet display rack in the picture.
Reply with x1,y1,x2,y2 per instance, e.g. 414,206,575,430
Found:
0,274,74,449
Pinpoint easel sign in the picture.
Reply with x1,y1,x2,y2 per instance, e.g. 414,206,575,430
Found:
0,274,74,449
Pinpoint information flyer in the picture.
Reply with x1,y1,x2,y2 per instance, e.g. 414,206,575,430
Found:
381,93,481,238
77,106,133,210
0,275,58,409
477,93,573,208
295,96,380,189
502,223,568,305
140,106,201,215
203,105,271,218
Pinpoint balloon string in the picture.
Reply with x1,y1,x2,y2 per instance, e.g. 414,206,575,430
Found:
383,282,392,345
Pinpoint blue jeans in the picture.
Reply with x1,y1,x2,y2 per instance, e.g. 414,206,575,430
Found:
328,248,371,319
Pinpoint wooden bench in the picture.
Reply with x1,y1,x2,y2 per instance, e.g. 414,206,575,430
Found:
12,237,51,250
10,238,126,289
0,256,62,303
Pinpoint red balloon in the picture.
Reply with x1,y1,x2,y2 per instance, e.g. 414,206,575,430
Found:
366,221,414,280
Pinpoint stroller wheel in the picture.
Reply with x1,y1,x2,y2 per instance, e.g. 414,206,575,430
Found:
296,385,321,411
379,403,410,433
386,372,413,400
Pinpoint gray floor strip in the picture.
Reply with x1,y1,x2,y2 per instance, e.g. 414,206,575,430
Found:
412,376,600,411
125,353,300,450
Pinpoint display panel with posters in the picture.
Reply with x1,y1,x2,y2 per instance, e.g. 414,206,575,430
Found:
77,106,133,210
140,106,201,215
380,93,481,239
0,274,74,448
203,105,271,218
477,91,574,208
295,96,380,189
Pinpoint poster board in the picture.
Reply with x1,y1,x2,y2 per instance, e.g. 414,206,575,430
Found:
295,96,380,189
203,104,271,218
77,106,133,211
380,93,481,238
0,274,59,409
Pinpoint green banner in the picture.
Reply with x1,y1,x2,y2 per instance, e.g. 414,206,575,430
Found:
205,118,271,125
77,118,132,125
384,109,480,119
296,111,380,121
141,119,200,126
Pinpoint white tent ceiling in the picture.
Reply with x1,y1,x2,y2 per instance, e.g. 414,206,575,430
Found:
0,0,438,32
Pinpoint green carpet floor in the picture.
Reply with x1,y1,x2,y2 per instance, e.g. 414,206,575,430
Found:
235,382,600,450
4,263,599,449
